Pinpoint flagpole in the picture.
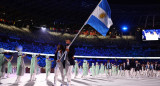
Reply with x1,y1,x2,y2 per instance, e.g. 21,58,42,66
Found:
68,24,86,48
59,0,102,60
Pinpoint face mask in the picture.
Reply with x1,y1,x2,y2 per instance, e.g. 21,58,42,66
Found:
32,54,36,57
0,48,4,53
18,51,22,56
46,55,49,58
66,44,69,46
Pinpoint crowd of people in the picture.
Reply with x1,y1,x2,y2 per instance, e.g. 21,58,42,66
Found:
0,23,150,46
0,39,159,57
73,59,160,80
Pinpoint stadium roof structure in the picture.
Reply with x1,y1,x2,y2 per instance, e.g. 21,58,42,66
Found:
0,0,160,29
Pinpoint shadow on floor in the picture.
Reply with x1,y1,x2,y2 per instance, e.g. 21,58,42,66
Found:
24,81,35,86
46,80,54,86
9,83,19,86
71,79,90,86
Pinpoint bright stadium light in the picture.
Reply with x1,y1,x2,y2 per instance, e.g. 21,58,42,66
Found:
41,27,46,31
122,26,128,31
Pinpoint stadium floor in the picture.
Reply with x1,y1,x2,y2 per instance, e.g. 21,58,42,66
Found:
1,73,160,86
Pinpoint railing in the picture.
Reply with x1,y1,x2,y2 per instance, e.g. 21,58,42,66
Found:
4,49,160,59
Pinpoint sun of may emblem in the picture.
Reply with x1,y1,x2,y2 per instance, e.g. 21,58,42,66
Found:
99,13,106,19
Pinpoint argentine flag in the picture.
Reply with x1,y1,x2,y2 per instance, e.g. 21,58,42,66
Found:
86,0,113,36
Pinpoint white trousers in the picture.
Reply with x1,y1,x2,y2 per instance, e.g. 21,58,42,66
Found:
121,70,125,77
15,76,21,83
108,69,112,76
0,77,1,83
119,70,122,76
157,71,160,77
117,70,120,77
130,68,135,78
74,67,79,78
135,71,140,78
150,70,154,77
30,72,37,81
2,72,5,78
153,70,158,77
125,70,130,78
146,69,153,77
54,62,64,84
65,65,73,84
58,61,73,85
145,69,149,77
30,67,37,81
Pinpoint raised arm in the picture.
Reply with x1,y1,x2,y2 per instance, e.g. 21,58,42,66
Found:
4,56,9,62
51,59,54,62
78,61,81,64
10,56,14,61
49,58,54,62
22,54,27,58
36,54,40,58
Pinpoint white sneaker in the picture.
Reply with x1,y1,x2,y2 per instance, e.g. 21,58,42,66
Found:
67,82,72,86
60,84,64,86
15,80,21,83
54,83,57,86
15,80,18,83
33,78,36,81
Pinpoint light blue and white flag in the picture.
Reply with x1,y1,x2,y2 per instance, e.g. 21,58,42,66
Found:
86,0,113,36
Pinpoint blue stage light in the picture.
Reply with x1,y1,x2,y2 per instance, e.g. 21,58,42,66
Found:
122,26,128,31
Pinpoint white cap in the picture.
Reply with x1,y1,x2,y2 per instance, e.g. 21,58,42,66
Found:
46,55,49,58
0,48,4,53
32,54,37,57
18,51,22,56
